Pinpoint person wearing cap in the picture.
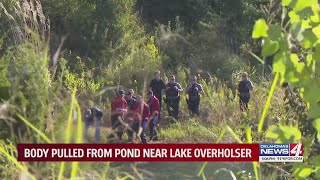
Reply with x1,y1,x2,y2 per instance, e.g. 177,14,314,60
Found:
185,76,204,116
147,90,160,141
125,90,137,110
238,72,254,111
84,107,103,143
109,90,128,140
149,70,166,118
127,89,137,99
165,75,183,120
127,95,149,144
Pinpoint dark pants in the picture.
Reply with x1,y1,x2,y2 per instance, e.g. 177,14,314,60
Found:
149,115,159,140
109,114,124,139
84,118,102,142
187,98,200,116
166,97,180,120
239,96,250,111
127,120,147,144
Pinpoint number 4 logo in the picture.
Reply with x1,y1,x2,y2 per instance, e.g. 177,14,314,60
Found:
290,144,303,156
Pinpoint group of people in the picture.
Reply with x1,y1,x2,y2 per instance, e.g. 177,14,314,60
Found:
83,70,254,144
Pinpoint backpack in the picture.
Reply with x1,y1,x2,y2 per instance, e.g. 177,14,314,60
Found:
188,84,200,98
238,81,250,97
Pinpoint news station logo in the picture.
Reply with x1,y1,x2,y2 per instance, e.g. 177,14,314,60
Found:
259,143,304,162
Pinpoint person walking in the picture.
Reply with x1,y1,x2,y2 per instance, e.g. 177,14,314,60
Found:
164,75,183,120
84,107,103,143
149,70,166,119
238,72,254,111
127,95,149,144
185,76,204,116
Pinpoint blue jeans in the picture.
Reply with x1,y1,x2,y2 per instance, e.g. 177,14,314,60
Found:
84,119,102,142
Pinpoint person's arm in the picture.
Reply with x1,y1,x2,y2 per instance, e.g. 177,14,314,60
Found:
247,80,254,91
161,80,166,90
185,84,192,93
149,80,154,90
198,84,205,95
176,83,184,92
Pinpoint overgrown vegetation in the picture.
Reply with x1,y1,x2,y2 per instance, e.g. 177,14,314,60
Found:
0,0,319,179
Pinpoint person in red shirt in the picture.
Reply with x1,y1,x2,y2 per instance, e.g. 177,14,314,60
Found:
108,90,127,140
147,90,160,141
127,95,149,144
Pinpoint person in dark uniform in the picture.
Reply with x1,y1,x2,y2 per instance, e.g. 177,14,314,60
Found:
125,90,137,110
149,70,166,118
84,107,103,143
164,75,183,120
185,76,204,116
238,72,254,111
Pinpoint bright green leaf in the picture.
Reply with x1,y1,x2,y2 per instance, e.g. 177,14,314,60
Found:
289,11,301,23
268,24,282,40
313,118,320,136
310,6,320,23
301,82,320,102
312,24,320,39
282,0,293,6
302,19,312,29
273,52,286,74
295,167,314,178
262,39,279,56
252,19,269,38
293,0,317,13
303,29,318,48
308,102,320,118
266,125,301,143
265,125,281,139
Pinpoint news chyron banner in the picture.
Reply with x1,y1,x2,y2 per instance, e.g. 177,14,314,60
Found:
17,144,304,162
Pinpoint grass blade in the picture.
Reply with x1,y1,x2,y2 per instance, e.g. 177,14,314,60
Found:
70,98,83,178
247,50,265,64
226,125,243,143
246,126,260,180
198,162,208,177
0,145,36,180
258,72,279,132
216,127,226,143
58,87,77,180
17,114,53,143
201,172,207,180
198,126,227,177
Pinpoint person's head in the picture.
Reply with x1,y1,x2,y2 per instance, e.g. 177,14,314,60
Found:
191,76,197,85
136,95,143,104
118,90,125,97
126,91,133,99
128,89,134,96
155,70,161,80
242,72,248,81
169,75,176,83
147,90,153,99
